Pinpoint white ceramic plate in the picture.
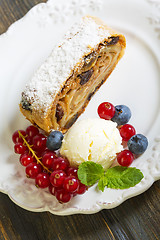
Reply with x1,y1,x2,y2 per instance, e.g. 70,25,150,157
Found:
0,0,160,215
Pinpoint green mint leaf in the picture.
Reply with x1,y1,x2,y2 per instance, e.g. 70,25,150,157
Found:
104,166,144,189
98,176,108,192
78,162,104,186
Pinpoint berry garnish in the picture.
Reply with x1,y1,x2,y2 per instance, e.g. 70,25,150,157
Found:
119,124,136,141
42,149,56,156
25,135,33,145
49,185,61,196
128,134,148,155
76,183,87,195
67,167,78,177
35,173,50,188
14,143,27,154
12,126,88,203
26,162,43,179
50,170,66,187
55,189,72,203
52,157,69,171
63,176,80,193
112,105,131,125
17,130,52,173
46,131,64,151
26,125,39,139
20,153,34,167
117,150,134,167
32,133,47,151
97,102,115,120
12,130,26,144
42,152,56,169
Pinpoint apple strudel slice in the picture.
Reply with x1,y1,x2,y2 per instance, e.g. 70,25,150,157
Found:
20,16,126,133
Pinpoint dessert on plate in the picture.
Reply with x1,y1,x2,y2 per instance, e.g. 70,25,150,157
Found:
20,15,126,133
13,16,148,203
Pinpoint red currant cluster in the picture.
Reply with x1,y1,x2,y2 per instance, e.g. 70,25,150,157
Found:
117,125,136,166
12,125,87,203
97,102,147,167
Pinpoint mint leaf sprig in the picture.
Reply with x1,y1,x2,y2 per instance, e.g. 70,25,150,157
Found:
77,162,144,192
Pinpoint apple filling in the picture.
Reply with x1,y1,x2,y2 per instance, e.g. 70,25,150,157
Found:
52,38,122,132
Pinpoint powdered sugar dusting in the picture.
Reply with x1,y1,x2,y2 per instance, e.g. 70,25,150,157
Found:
22,16,110,114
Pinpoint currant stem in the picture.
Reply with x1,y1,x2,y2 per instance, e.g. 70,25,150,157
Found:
18,131,52,174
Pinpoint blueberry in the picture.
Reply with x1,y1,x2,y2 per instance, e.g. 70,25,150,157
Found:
46,131,64,151
111,105,131,125
128,134,148,155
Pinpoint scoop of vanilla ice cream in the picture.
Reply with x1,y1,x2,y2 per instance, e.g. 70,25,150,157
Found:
60,118,123,170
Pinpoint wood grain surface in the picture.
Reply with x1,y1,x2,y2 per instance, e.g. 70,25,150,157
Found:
0,1,160,239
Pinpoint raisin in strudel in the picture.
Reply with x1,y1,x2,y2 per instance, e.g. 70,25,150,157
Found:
20,16,126,133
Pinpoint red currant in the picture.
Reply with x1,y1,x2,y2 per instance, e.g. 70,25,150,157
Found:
32,134,47,152
19,153,34,166
14,143,27,154
23,149,29,155
97,102,115,120
33,147,43,158
12,130,26,144
52,157,69,171
119,124,136,141
67,167,78,177
117,150,134,167
42,149,57,156
35,173,50,188
63,176,79,193
42,152,56,169
72,192,78,197
55,189,72,203
25,135,33,145
50,170,66,187
25,162,42,178
48,185,61,196
26,125,39,139
76,183,88,195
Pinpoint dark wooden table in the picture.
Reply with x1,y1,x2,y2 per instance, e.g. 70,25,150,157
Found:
0,1,160,239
